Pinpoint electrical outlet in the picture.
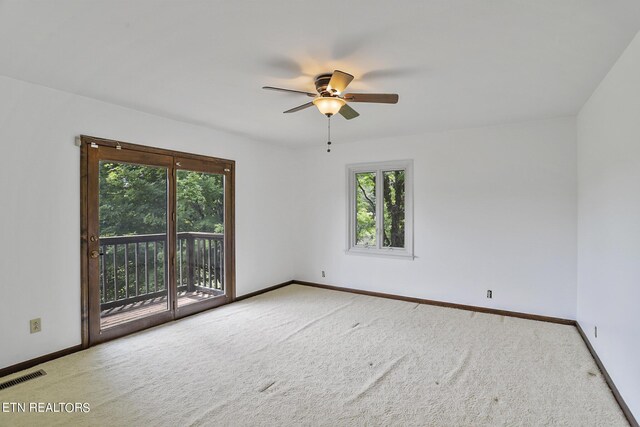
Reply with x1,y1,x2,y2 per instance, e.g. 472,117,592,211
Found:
594,326,598,338
321,270,325,278
486,290,492,299
30,318,41,334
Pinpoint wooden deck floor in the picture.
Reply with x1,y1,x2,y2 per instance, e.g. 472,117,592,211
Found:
100,291,221,329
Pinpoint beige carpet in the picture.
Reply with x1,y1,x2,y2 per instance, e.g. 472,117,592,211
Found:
0,284,627,426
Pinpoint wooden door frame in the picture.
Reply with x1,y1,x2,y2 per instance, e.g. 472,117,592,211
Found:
80,135,236,348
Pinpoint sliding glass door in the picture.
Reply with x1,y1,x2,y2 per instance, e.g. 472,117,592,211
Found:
97,154,172,329
83,137,234,345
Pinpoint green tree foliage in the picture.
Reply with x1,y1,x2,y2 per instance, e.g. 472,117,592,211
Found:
99,162,168,236
383,170,405,247
99,162,224,236
176,170,224,233
356,172,376,246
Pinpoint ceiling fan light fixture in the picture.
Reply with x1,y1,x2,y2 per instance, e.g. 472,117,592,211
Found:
313,97,346,116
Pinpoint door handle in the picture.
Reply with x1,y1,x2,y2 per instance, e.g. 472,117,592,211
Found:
90,250,100,259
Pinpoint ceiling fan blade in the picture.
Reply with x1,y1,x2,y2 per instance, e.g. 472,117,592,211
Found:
263,86,317,97
339,104,360,120
343,93,399,104
283,102,314,114
327,70,354,93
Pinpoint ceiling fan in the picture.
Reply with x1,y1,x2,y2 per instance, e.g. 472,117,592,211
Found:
263,70,399,119
262,70,399,151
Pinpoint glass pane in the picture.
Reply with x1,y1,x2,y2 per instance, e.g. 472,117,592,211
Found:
98,161,168,329
382,170,406,248
176,170,225,307
355,172,376,246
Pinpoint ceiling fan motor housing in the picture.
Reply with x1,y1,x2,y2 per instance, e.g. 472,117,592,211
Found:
315,73,335,96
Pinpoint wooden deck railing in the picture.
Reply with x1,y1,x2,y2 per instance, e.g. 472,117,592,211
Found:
99,232,223,310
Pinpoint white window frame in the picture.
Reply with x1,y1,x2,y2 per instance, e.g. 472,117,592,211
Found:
346,160,414,259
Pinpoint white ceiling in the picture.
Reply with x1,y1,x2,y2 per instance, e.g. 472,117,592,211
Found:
1,1,639,147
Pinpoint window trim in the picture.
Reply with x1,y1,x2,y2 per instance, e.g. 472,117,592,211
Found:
346,160,414,259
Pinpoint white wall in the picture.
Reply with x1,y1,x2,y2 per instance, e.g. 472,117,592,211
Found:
577,31,640,420
0,76,294,369
292,117,577,319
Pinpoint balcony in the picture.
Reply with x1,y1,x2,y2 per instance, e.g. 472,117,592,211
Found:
99,232,224,328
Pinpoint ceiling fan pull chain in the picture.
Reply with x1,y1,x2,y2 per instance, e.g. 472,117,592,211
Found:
327,116,332,153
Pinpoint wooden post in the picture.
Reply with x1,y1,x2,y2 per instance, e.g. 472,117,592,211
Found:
186,234,195,293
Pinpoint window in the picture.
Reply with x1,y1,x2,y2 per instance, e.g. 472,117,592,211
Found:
347,160,413,258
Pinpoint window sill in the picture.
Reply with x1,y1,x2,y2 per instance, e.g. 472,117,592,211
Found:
346,247,415,260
